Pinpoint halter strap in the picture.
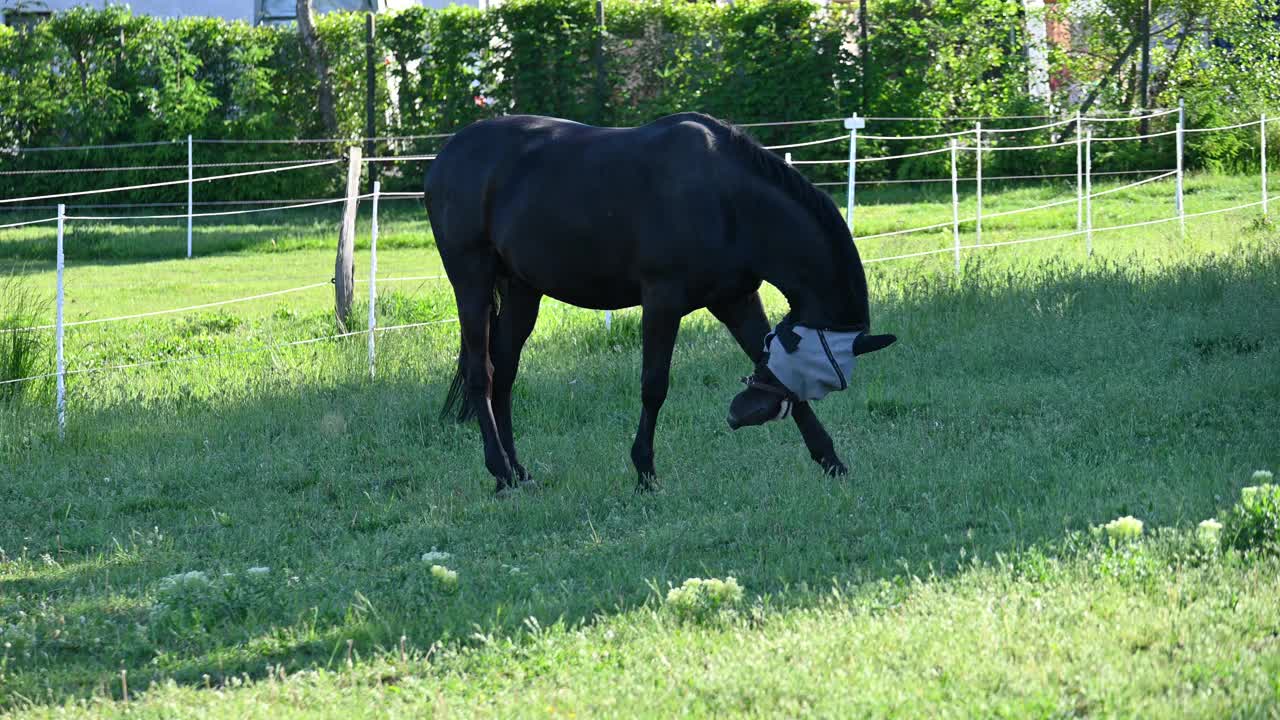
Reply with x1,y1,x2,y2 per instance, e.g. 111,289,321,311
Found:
740,374,798,402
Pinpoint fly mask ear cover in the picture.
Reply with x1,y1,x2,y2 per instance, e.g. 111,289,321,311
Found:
764,324,860,402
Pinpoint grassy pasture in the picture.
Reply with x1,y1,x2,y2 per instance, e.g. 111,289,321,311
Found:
0,174,1278,717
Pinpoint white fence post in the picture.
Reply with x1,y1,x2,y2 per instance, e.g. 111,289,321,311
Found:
1263,113,1269,219
604,311,612,331
975,121,983,247
844,115,865,232
1075,111,1083,231
950,138,961,275
186,134,193,259
1085,129,1093,257
55,203,66,438
1176,117,1185,239
1178,99,1186,232
367,181,380,379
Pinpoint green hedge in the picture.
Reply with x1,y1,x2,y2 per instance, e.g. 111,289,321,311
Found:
0,0,1273,205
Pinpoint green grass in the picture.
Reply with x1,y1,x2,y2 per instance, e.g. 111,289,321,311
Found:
1,174,1279,717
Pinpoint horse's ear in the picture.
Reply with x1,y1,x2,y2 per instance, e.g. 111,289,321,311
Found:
853,333,896,356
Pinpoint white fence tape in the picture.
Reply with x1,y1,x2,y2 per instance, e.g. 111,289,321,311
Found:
855,145,954,164
362,155,438,162
0,318,460,387
851,168,1174,186
1,274,451,336
64,197,348,221
981,137,1080,152
192,134,453,145
5,139,180,154
0,159,341,205
0,215,58,229
737,118,845,128
860,129,972,141
854,170,1178,241
0,158,351,177
1091,128,1181,142
1085,108,1179,123
862,193,1276,261
764,135,851,150
1183,118,1264,134
980,116,1075,134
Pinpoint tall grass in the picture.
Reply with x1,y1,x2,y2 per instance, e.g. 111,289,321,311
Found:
0,271,49,404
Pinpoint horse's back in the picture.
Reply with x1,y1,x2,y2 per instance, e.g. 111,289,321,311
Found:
426,113,751,310
426,113,724,205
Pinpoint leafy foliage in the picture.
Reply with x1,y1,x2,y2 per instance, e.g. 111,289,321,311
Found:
0,0,1276,200
1224,476,1280,555
664,576,745,623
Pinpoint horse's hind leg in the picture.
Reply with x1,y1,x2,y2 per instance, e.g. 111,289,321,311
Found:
709,292,847,476
448,252,518,492
491,277,542,485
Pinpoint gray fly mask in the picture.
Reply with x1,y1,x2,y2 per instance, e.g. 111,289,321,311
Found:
725,324,895,431
765,325,860,403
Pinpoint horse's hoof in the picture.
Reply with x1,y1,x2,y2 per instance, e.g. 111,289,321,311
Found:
514,463,536,486
821,458,848,477
634,474,660,493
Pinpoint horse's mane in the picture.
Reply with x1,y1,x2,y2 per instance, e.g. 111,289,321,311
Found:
686,114,866,322
699,114,862,275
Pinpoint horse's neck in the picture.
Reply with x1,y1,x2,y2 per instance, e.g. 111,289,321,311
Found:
759,242,854,327
741,184,867,327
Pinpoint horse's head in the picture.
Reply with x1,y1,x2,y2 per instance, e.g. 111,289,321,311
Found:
727,331,896,429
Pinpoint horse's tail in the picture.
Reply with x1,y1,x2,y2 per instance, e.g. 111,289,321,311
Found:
440,283,503,424
440,329,474,424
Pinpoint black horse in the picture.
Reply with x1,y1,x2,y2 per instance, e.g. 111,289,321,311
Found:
425,112,895,493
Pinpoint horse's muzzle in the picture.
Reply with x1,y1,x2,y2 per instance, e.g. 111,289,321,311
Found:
727,383,793,430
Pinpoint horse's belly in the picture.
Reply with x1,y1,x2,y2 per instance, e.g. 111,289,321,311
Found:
547,288,641,311
499,244,640,307
522,272,642,311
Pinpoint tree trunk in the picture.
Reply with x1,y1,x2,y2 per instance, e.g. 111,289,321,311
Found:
859,0,869,116
1139,0,1151,136
297,0,339,136
1055,20,1178,142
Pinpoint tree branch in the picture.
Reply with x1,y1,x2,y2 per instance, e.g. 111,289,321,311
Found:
1056,19,1181,141
296,0,339,136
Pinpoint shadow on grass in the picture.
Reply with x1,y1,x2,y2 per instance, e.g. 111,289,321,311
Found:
1,245,1277,706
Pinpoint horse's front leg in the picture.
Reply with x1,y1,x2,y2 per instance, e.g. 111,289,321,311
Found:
630,305,682,492
710,292,847,476
789,402,846,476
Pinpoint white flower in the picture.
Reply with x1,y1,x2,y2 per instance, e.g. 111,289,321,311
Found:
246,566,270,576
1252,470,1274,483
1103,516,1144,542
430,565,459,592
1196,519,1223,549
159,570,210,592
421,548,452,563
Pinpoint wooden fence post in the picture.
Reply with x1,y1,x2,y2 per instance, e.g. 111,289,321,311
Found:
335,146,362,332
